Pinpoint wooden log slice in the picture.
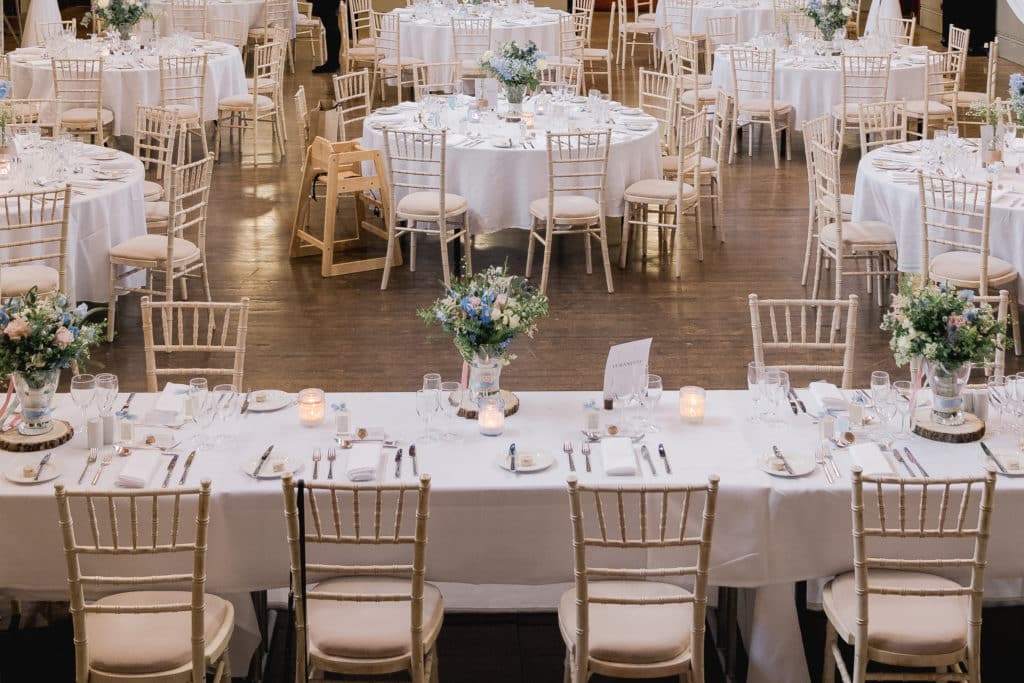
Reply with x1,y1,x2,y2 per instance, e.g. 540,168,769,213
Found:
912,408,985,443
0,419,74,452
456,390,521,419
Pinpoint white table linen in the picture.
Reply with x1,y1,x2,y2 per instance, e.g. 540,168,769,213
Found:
8,40,248,137
654,0,776,50
1,389,1024,682
360,100,662,233
20,0,62,48
149,0,268,35
710,43,927,130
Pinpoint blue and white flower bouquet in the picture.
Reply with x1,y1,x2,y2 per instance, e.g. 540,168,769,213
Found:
804,0,853,41
479,40,546,102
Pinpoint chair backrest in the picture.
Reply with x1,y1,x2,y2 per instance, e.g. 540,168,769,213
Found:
566,475,720,681
558,14,585,62
638,68,676,147
141,295,250,392
849,466,996,675
349,0,375,44
171,0,208,35
664,0,695,37
0,186,70,297
772,0,803,14
981,39,999,99
383,128,449,218
412,62,461,100
573,0,596,45
331,69,371,140
207,16,246,49
249,42,280,109
918,172,994,291
705,14,738,68
3,98,56,129
878,16,915,45
839,54,891,111
544,130,611,209
857,100,907,155
633,0,654,21
776,11,818,39
672,106,704,189
375,11,402,62
294,85,311,147
133,104,180,190
536,61,582,93
51,57,104,133
748,293,859,388
36,19,75,44
261,0,292,32
729,47,775,109
159,54,208,116
947,23,970,55
282,473,433,682
164,153,214,253
710,91,732,168
451,17,491,64
54,479,214,683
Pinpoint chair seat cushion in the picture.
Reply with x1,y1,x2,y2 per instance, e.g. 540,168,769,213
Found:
558,581,693,665
86,591,231,675
218,94,275,111
819,220,896,249
529,195,601,220
245,77,277,93
929,251,1018,286
831,102,864,119
663,155,717,175
306,576,444,659
625,178,697,203
144,200,169,224
143,180,164,201
347,46,377,59
622,22,658,32
637,12,657,22
110,234,201,264
679,74,713,90
164,103,199,120
738,98,792,114
679,88,719,106
946,90,986,105
357,36,376,47
824,570,969,656
0,265,59,296
905,99,953,116
296,16,320,26
378,56,425,67
397,191,468,217
60,107,114,126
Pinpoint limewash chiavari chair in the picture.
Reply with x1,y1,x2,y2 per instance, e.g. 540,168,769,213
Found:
947,24,970,59
140,297,250,391
616,0,657,68
949,39,999,131
634,0,656,24
108,156,216,342
857,100,907,156
295,1,326,66
3,97,57,138
381,129,471,290
451,17,491,81
52,57,114,145
170,0,208,36
207,16,246,50
36,19,75,44
281,473,443,683
133,104,180,202
248,0,292,60
0,187,70,300
294,85,312,148
215,41,284,164
748,293,859,389
638,68,676,154
581,4,614,96
622,108,703,274
675,37,715,116
822,467,997,683
340,1,378,80
918,171,1022,354
331,69,372,141
160,54,209,163
526,130,613,294
728,47,793,168
775,11,817,39
372,12,424,103
704,14,737,71
666,90,730,236
412,62,462,101
560,475,720,683
536,61,583,94
801,113,850,286
877,16,915,46
548,13,585,76
54,480,234,683
349,0,377,47
832,54,891,146
663,0,704,45
808,137,898,305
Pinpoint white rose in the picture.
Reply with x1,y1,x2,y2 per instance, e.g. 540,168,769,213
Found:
841,6,852,16
96,0,109,9
536,58,547,70
482,50,493,60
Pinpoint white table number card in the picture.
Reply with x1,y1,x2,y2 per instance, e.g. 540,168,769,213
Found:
602,338,652,408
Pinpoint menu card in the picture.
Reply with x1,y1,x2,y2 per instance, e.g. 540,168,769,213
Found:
602,338,652,408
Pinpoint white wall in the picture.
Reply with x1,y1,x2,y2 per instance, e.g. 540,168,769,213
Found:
998,0,1024,65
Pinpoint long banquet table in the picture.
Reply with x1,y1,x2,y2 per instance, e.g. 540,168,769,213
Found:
2,389,1023,683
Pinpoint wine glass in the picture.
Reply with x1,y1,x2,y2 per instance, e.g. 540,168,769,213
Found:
415,388,439,441
763,368,785,424
892,380,913,437
988,375,1007,434
643,374,663,432
213,384,238,440
94,373,118,417
747,362,765,422
422,373,442,391
439,381,461,440
874,388,898,443
192,390,217,448
70,374,96,429
870,371,890,404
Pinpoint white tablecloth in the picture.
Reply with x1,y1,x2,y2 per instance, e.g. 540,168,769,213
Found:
390,6,564,65
20,0,62,48
1,389,1023,683
863,0,904,37
149,0,268,35
8,40,248,137
360,100,662,233
711,43,927,131
654,0,776,50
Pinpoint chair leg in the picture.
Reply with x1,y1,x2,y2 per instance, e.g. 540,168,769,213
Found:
106,264,118,342
811,248,823,300
540,220,554,294
801,207,815,286
694,198,704,262
410,228,417,272
584,228,593,275
598,216,614,293
1011,288,1022,355
769,117,781,169
673,206,683,279
619,203,632,269
822,620,837,683
438,220,452,288
526,218,537,278
462,215,473,275
381,225,399,290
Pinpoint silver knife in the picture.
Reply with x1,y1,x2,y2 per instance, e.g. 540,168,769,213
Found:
658,443,672,474
903,446,929,477
509,442,516,472
394,448,403,478
785,390,799,414
161,453,179,488
33,452,51,481
240,389,252,415
980,442,1008,474
252,445,274,476
117,392,135,416
791,389,807,414
409,443,418,476
641,445,657,476
177,450,196,485
772,445,795,475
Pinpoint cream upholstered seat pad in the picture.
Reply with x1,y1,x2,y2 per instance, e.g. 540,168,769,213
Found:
143,180,164,201
944,91,985,105
164,103,200,120
583,47,610,59
0,265,59,295
110,234,201,263
737,98,792,114
357,36,376,46
347,46,377,59
145,200,169,225
306,576,444,659
218,94,275,111
529,196,601,220
678,74,713,90
678,89,719,106
929,250,1018,286
624,178,696,203
245,77,277,93
824,570,969,656
831,103,866,119
905,99,953,116
86,591,231,675
663,155,717,175
379,56,425,67
558,581,693,665
60,107,114,126
819,220,896,249
397,191,468,218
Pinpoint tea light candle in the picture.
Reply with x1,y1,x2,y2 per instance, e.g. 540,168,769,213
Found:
679,386,706,424
298,388,325,427
535,97,547,115
478,396,505,436
522,112,535,128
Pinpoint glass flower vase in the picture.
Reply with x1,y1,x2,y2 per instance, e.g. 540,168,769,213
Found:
926,362,971,426
503,84,526,123
11,368,60,436
468,353,504,402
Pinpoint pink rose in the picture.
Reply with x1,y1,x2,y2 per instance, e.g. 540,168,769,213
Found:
54,326,74,349
4,318,29,340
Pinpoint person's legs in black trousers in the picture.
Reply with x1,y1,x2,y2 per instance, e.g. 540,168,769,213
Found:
314,3,341,72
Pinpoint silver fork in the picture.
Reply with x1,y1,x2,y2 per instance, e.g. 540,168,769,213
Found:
563,441,576,472
91,452,113,486
816,446,834,484
78,449,98,485
888,442,915,477
825,449,841,480
312,449,321,479
327,448,336,479
581,442,592,472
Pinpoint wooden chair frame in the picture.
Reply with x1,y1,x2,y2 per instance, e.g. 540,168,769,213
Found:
729,48,793,169
704,14,738,71
857,100,907,156
877,16,916,46
295,1,326,66
214,41,285,164
341,1,378,80
616,0,657,68
451,17,491,80
372,12,423,103
331,69,372,141
581,5,613,97
412,62,462,101
36,19,75,44
133,104,180,202
0,186,70,300
170,0,208,36
833,54,892,143
160,54,210,164
52,57,112,145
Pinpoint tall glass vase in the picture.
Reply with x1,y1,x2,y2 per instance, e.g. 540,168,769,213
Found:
926,362,971,426
468,352,504,402
11,368,60,436
503,84,526,123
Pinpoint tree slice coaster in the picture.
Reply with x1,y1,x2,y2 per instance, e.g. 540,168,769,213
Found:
912,408,985,443
0,420,74,452
456,390,520,419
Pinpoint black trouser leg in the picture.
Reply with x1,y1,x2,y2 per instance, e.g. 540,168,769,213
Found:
320,15,341,69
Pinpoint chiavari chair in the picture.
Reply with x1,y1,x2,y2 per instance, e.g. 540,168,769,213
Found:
638,68,677,155
801,113,852,286
675,36,715,115
969,290,1009,385
949,39,998,132
372,11,423,103
170,0,208,37
451,17,491,81
877,16,915,46
248,0,293,69
215,41,284,164
906,50,958,139
2,97,56,138
412,62,462,101
704,14,737,71
832,54,891,147
728,47,793,168
581,4,613,96
294,85,313,148
133,104,180,202
349,0,377,48
207,16,246,51
536,61,583,94
857,100,907,156
160,54,209,163
616,0,657,67
0,186,70,300
295,1,326,66
36,19,75,44
340,1,378,80
51,57,114,145
331,69,372,141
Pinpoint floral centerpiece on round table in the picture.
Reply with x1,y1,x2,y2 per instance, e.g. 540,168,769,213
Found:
804,0,853,43
84,0,153,40
0,289,103,436
418,265,549,401
881,277,1004,428
479,40,546,123
1008,73,1024,124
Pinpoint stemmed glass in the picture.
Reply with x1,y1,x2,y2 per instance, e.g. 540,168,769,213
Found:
212,384,238,441
70,374,96,429
747,362,765,422
415,388,439,441
763,368,785,424
988,376,1007,434
892,380,913,437
439,381,461,440
642,374,663,432
94,373,119,419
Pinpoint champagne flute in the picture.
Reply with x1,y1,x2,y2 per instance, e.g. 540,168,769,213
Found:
70,374,96,429
94,373,118,417
439,381,461,440
763,368,784,424
212,384,238,440
988,376,1007,434
416,388,439,441
644,374,663,432
892,380,913,437
747,362,765,422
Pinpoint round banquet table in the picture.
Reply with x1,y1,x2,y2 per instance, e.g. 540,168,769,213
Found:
360,98,662,234
711,41,927,131
853,138,1024,280
6,141,146,302
149,0,268,34
8,38,248,138
390,5,564,66
655,0,776,50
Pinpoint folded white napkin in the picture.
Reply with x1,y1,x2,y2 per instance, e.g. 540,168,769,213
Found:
116,451,163,488
602,437,637,476
145,382,188,425
346,443,382,482
849,443,894,475
806,381,847,415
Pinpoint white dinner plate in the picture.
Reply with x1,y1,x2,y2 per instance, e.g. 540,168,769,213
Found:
981,450,1024,477
89,149,120,161
887,143,918,154
618,108,644,116
93,168,132,180
759,450,816,478
495,449,555,473
241,455,302,479
245,389,293,412
5,460,61,484
625,121,653,131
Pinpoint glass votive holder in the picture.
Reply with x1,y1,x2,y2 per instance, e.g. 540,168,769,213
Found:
298,388,325,427
679,386,706,425
478,396,505,436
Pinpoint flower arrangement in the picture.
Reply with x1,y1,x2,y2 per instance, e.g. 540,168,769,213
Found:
479,40,546,93
1008,74,1024,124
881,277,1004,368
84,0,153,37
417,265,549,364
0,81,13,147
967,99,1001,128
804,0,853,41
0,288,103,380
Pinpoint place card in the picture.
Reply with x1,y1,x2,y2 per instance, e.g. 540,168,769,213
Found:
602,338,652,409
